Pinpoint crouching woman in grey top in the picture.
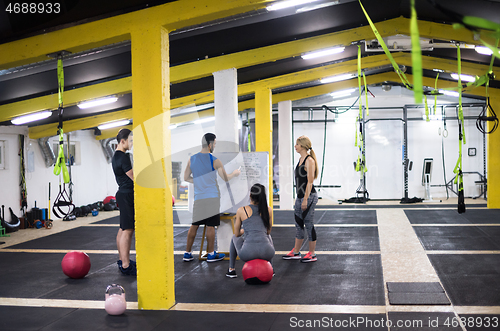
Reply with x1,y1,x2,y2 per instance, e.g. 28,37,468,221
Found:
226,183,275,278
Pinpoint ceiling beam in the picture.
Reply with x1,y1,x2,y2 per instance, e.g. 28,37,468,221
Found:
170,17,406,84
0,0,272,69
0,77,132,123
29,109,132,139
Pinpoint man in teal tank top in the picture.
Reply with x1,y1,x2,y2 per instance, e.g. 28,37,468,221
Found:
183,133,240,262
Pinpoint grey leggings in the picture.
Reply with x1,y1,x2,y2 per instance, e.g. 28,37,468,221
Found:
229,235,275,269
294,193,319,241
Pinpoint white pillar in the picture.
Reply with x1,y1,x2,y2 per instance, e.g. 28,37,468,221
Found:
213,68,239,152
213,68,238,253
278,100,294,210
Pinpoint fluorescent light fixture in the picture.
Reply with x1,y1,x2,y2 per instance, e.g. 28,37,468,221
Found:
267,0,321,11
330,88,356,99
301,47,345,60
169,124,178,130
439,90,459,98
194,117,215,125
11,110,52,125
296,0,339,13
450,73,475,83
433,68,445,73
78,96,118,109
320,73,355,84
97,119,130,130
475,46,493,56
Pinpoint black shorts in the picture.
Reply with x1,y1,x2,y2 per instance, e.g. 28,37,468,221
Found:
116,190,135,230
192,197,220,226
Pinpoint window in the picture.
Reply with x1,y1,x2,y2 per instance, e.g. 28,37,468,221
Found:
0,141,5,170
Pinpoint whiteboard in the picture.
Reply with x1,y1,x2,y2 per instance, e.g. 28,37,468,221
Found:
188,152,270,214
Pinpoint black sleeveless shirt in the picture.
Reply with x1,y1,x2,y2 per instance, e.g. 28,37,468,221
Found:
295,155,316,199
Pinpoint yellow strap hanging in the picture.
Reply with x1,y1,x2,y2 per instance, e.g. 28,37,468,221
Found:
357,45,363,119
363,72,369,116
425,95,429,122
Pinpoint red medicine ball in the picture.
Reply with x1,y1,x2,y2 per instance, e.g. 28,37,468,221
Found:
61,251,91,279
241,259,273,285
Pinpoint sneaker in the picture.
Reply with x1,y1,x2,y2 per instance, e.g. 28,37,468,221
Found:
129,259,136,266
207,251,225,262
300,252,317,263
226,269,237,278
183,252,194,262
282,249,301,260
119,263,137,276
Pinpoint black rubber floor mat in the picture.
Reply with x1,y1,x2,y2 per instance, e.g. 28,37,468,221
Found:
387,282,450,305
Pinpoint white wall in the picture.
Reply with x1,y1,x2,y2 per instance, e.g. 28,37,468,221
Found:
0,126,26,222
291,86,486,201
170,121,216,180
0,126,118,221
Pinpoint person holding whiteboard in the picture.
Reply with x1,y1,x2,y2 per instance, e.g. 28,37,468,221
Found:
283,135,319,263
226,183,274,278
183,133,240,262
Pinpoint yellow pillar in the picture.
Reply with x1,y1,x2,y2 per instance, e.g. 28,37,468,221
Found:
255,87,273,210
131,24,174,309
487,95,500,209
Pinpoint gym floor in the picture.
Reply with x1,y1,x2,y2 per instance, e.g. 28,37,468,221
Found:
0,199,499,331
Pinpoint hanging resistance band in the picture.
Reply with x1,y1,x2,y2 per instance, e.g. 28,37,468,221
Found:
52,56,74,218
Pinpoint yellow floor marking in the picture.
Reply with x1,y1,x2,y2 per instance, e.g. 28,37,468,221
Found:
171,303,386,314
412,224,500,227
0,249,379,255
427,250,500,254
1,298,498,314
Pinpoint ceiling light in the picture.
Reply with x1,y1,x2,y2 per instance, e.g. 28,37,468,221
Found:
78,96,118,109
432,68,445,73
301,47,345,60
267,0,321,11
296,0,339,13
320,73,355,84
330,89,357,99
194,117,215,125
450,73,476,83
11,111,52,125
439,90,459,98
475,46,493,56
97,119,130,130
169,124,178,130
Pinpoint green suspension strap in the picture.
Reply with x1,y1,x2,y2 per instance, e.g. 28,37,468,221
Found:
453,45,466,214
363,72,369,116
410,0,423,104
358,0,412,90
53,57,70,184
52,56,74,219
357,45,363,118
425,95,430,122
434,73,439,116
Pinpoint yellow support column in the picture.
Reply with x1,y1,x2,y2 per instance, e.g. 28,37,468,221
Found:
131,24,174,309
487,95,500,209
255,87,274,210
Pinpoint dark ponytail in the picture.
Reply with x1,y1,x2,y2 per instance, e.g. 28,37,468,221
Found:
250,184,270,231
